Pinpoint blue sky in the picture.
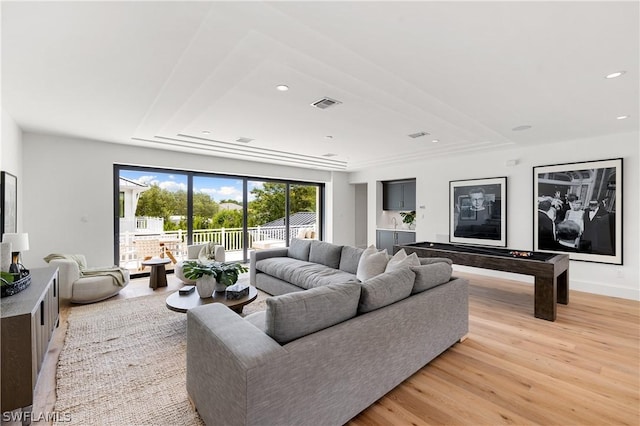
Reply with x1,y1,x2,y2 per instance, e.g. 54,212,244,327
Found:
120,170,263,202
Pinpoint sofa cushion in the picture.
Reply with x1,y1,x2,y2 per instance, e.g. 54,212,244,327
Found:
288,238,312,261
244,311,267,332
339,246,365,275
410,262,453,294
256,257,357,290
385,249,421,272
356,245,389,281
309,240,343,269
265,282,361,344
358,268,416,314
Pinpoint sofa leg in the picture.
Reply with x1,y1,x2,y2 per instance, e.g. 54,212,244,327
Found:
458,334,469,343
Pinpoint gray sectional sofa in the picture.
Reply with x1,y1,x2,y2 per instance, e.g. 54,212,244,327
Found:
249,239,366,295
187,239,469,426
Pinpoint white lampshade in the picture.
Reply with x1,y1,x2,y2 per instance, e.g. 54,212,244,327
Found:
2,233,30,252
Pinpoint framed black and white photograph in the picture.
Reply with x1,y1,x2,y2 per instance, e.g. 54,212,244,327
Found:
450,177,507,247
533,158,622,265
1,171,17,235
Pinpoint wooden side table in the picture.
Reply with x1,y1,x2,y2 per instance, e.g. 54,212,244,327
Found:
142,258,171,289
166,285,258,314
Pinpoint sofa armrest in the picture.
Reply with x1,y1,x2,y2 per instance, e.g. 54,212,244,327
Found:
186,244,205,259
213,245,225,262
48,259,81,299
250,247,289,285
187,304,287,425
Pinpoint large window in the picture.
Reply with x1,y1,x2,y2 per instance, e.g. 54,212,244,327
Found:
114,165,323,275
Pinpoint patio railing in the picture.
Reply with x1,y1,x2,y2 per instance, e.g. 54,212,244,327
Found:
119,224,316,269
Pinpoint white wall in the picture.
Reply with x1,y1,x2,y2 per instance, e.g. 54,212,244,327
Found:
350,133,639,300
354,183,368,247
325,171,355,246
21,132,332,268
0,110,23,231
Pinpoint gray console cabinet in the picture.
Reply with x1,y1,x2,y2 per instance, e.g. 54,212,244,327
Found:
1,267,59,413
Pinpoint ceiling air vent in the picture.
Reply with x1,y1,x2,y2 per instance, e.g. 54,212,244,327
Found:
408,131,430,139
235,137,254,143
311,97,342,109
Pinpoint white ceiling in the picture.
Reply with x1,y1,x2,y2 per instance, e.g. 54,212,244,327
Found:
2,1,638,171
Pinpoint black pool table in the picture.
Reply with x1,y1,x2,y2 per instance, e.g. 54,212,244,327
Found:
396,241,570,321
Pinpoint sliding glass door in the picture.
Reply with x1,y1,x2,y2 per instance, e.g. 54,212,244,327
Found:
288,184,320,242
247,181,288,250
192,175,245,261
117,168,188,274
114,165,323,275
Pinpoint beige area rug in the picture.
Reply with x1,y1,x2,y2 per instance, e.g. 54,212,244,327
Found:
54,289,268,425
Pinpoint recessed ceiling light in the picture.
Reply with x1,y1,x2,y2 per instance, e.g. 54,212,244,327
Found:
512,125,532,131
616,115,630,120
322,153,337,157
432,139,440,143
235,137,254,143
276,85,289,91
202,130,211,134
605,71,626,79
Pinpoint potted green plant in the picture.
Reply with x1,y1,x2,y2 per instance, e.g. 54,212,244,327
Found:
399,210,416,229
182,261,248,298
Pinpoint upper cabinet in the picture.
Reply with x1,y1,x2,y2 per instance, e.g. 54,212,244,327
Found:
382,179,416,211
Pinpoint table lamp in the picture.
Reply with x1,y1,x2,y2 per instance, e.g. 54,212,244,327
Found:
2,233,29,273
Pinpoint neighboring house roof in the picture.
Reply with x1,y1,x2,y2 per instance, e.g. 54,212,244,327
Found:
261,212,316,227
119,176,149,188
219,202,243,211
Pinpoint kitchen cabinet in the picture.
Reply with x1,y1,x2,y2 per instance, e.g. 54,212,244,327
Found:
376,230,416,254
382,180,416,211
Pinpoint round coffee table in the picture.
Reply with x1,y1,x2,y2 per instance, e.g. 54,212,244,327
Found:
142,258,171,289
166,285,258,314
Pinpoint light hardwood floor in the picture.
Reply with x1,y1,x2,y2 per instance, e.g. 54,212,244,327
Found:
23,272,640,425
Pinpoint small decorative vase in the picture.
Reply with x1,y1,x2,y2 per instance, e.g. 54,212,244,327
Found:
214,282,227,294
196,275,216,299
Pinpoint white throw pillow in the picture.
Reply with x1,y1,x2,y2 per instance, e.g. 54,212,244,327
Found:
385,249,407,269
356,245,389,281
386,251,421,272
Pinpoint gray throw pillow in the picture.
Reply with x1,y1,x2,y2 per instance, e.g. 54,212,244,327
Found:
356,245,389,281
358,268,415,314
339,246,365,274
308,240,343,269
288,238,312,261
265,282,361,344
410,262,453,294
386,250,421,272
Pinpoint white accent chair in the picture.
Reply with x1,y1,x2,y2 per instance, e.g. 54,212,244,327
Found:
48,255,130,304
174,244,226,284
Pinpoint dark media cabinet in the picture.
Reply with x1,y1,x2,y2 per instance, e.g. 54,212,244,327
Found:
1,267,60,413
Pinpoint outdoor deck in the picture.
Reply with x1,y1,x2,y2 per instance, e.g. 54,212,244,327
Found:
121,225,302,274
